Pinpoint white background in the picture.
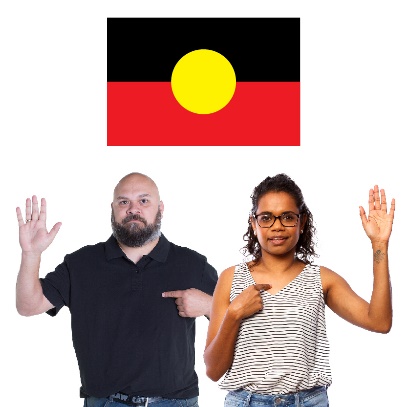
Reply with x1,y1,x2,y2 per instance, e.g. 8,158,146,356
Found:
1,1,406,406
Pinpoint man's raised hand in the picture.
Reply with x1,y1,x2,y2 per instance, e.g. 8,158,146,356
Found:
16,195,62,255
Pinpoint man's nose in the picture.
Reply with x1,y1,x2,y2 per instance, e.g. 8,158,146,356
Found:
126,202,141,214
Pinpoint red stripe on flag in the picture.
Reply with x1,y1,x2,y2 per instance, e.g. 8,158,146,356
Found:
107,82,300,146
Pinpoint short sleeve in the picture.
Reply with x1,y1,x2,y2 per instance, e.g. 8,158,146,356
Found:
200,261,218,295
40,257,71,316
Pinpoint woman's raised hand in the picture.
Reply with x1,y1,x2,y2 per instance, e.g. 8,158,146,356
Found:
359,185,395,244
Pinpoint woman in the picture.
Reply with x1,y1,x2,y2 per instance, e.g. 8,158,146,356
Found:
204,174,394,407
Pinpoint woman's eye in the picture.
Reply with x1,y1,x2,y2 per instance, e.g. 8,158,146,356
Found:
282,213,296,221
260,215,271,221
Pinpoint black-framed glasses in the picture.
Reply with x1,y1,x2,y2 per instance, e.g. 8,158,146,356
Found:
253,211,301,228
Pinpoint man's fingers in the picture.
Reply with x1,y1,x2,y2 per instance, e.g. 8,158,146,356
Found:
174,298,183,306
31,195,39,220
39,198,47,221
253,283,271,291
25,197,32,221
16,207,24,226
162,290,185,298
21,196,45,223
162,291,188,317
49,222,63,239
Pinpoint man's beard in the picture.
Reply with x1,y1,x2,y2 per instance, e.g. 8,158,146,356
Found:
111,209,162,247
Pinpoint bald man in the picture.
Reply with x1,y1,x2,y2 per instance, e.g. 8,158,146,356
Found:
16,172,218,407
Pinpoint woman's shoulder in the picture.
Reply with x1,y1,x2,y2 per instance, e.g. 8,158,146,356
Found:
218,262,249,283
319,265,347,291
319,265,340,278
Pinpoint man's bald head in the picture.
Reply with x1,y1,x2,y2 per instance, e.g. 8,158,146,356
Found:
113,172,161,202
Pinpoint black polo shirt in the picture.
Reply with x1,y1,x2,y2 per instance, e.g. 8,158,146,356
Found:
40,234,218,399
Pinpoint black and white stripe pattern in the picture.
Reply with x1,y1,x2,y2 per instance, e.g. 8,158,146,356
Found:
219,263,332,395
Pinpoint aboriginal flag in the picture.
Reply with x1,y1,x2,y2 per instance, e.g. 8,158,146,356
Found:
107,18,300,146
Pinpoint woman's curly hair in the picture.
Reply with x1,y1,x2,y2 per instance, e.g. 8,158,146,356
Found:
242,174,318,265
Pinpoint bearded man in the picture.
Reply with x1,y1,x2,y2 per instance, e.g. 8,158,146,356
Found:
16,172,218,407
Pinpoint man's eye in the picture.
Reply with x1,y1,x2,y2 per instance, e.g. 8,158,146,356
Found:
140,199,149,204
119,200,129,205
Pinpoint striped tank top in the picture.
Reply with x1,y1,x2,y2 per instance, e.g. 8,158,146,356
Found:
219,263,332,395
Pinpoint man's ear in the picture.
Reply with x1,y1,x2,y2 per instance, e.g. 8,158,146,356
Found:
159,201,164,218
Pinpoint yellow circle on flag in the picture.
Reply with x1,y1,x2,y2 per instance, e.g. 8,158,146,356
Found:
171,49,236,114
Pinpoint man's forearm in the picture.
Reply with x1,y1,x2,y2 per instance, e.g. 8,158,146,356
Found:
204,295,213,319
16,252,47,316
